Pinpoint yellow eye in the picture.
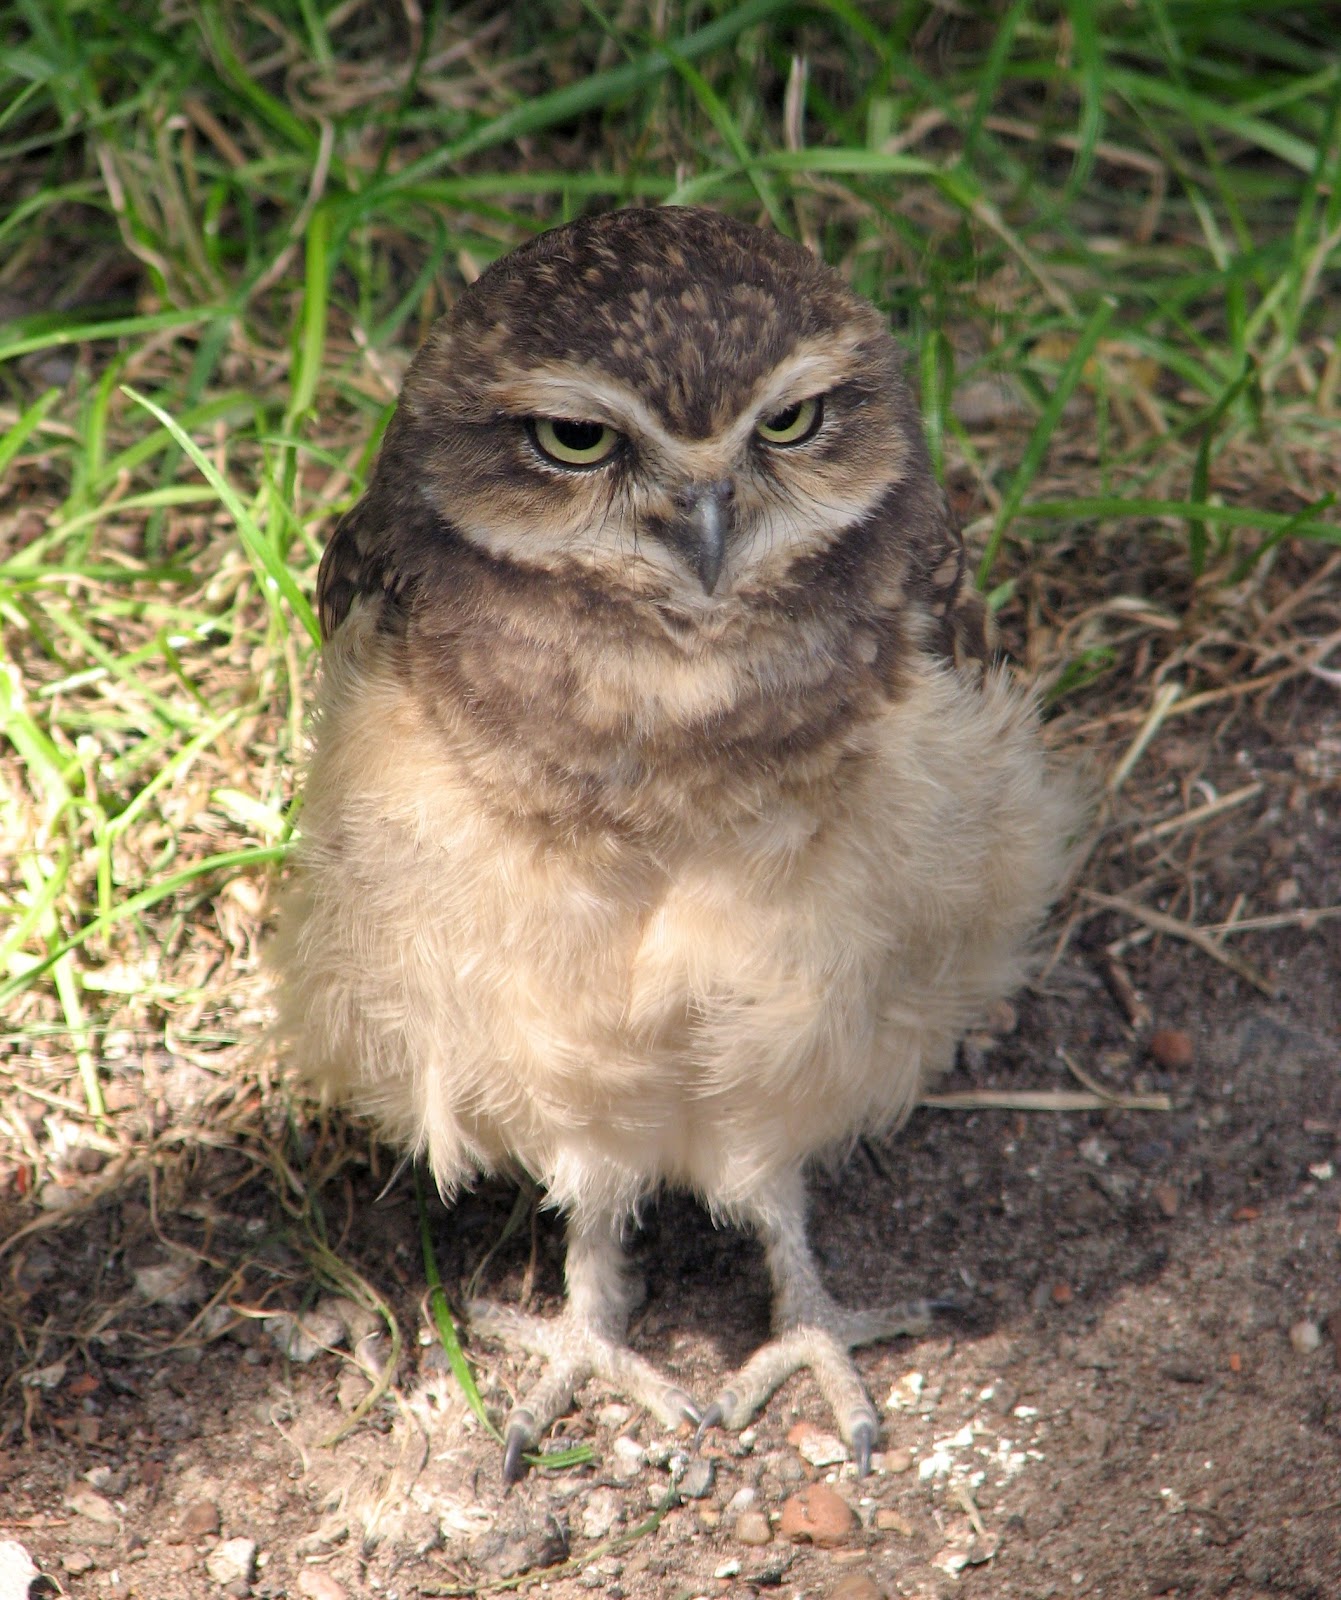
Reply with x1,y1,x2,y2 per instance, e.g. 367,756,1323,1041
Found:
531,417,620,467
755,395,823,446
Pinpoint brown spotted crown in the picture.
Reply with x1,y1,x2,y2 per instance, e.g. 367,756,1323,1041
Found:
416,207,885,439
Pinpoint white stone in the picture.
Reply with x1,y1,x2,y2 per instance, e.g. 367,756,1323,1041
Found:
205,1538,258,1586
796,1429,847,1467
580,1487,621,1541
1290,1319,1323,1355
610,1435,646,1479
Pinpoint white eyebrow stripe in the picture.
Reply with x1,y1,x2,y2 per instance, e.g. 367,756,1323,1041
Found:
488,368,674,448
486,328,871,465
740,331,871,423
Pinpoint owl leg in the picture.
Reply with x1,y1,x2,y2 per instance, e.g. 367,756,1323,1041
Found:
699,1171,934,1475
470,1209,700,1482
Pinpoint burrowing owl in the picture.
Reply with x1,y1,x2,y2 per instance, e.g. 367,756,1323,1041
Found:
275,206,1078,1479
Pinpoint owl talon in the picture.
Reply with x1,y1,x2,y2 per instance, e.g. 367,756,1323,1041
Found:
849,1417,877,1478
667,1388,704,1429
502,1413,536,1484
694,1395,730,1448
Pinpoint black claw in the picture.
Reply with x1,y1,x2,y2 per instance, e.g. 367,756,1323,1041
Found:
925,1296,966,1316
850,1419,876,1478
693,1396,728,1451
502,1412,535,1485
662,1385,702,1429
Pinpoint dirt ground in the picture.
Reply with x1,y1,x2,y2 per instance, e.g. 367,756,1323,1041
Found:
3,548,1340,1600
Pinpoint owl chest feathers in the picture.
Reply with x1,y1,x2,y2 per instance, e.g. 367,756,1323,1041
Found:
283,582,1060,1220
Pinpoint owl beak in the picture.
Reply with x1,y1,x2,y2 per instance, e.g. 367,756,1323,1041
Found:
675,479,733,595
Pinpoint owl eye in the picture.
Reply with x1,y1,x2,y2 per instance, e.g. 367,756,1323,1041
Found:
755,395,824,446
530,417,621,467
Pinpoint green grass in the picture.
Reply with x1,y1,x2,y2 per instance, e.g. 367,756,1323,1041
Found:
1,1,1338,1165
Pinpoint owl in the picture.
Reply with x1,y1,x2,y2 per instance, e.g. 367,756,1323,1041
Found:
274,206,1078,1480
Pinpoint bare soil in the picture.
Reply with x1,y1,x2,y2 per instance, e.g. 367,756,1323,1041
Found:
3,560,1340,1600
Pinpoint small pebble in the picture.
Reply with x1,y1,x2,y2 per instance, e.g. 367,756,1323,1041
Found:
596,1402,634,1428
788,1422,847,1467
610,1435,646,1479
581,1488,621,1541
1290,1319,1322,1355
62,1550,96,1575
1152,1182,1180,1218
713,1557,741,1578
830,1576,884,1600
265,1302,345,1364
205,1537,257,1587
771,1451,808,1485
965,1532,1001,1565
66,1488,118,1526
877,1447,913,1474
778,1484,858,1547
83,1466,125,1495
735,1510,772,1546
130,1258,202,1308
874,1508,913,1535
932,1544,970,1575
676,1457,716,1499
179,1500,222,1540
1149,1027,1194,1071
726,1486,757,1515
297,1571,348,1600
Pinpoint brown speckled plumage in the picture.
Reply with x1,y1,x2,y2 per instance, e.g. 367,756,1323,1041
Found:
275,206,1079,1477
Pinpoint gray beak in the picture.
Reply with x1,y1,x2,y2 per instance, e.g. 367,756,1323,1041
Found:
673,479,734,595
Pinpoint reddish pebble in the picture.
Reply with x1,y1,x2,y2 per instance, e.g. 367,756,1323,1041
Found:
778,1484,858,1548
1051,1282,1073,1305
1232,1205,1260,1223
178,1500,221,1540
831,1576,885,1600
1149,1027,1194,1070
298,1572,349,1600
1152,1182,1180,1217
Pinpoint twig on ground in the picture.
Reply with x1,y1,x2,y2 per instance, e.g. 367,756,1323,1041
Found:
1080,888,1279,997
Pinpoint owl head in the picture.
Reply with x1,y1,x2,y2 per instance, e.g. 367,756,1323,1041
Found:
324,208,942,634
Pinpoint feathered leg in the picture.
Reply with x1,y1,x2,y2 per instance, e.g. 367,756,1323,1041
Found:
699,1170,934,1474
471,1208,700,1481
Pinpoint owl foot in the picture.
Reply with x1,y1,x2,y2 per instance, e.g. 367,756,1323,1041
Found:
697,1296,934,1475
470,1298,701,1481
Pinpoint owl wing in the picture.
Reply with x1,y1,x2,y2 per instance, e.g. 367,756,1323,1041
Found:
317,503,387,640
316,420,437,641
905,510,993,674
